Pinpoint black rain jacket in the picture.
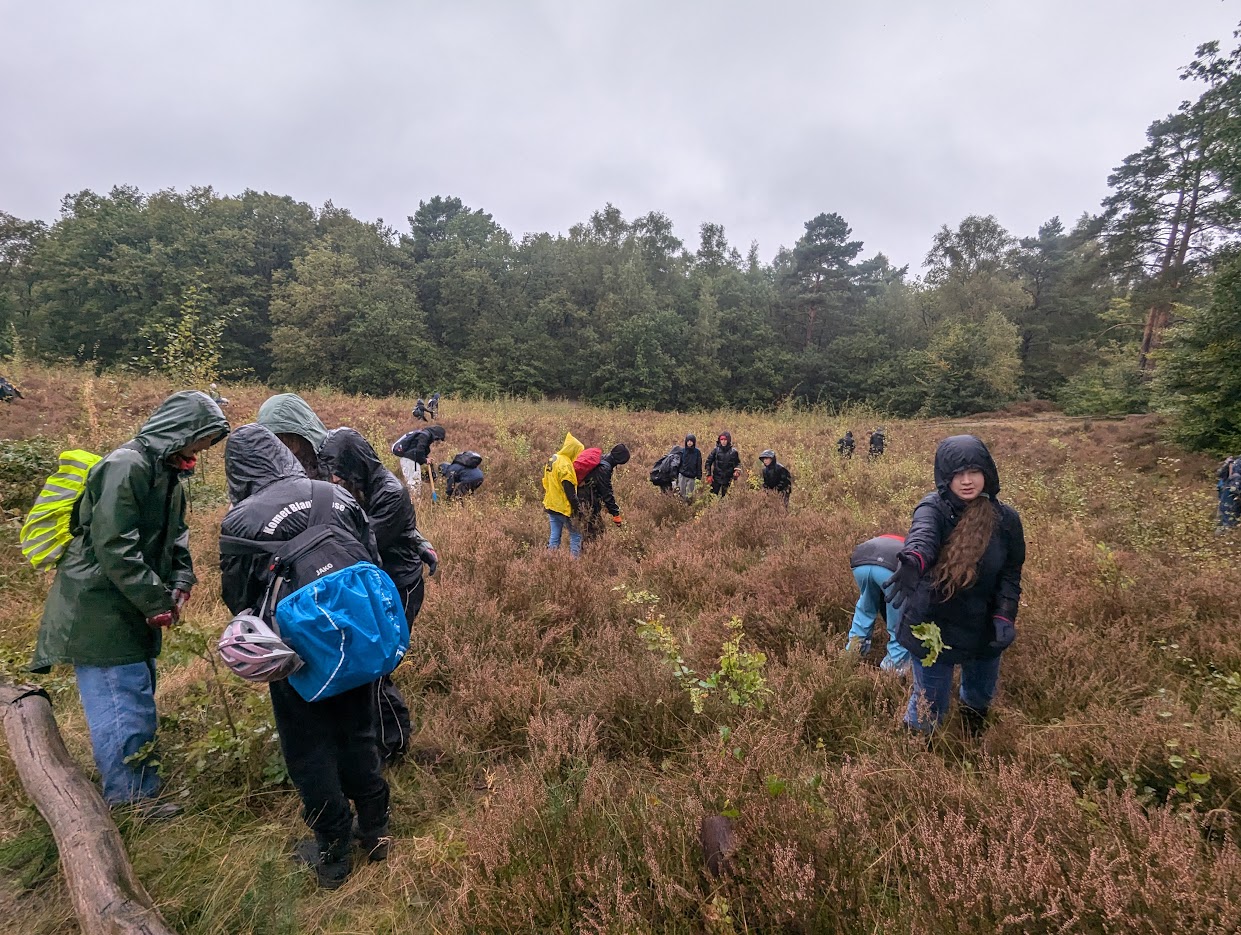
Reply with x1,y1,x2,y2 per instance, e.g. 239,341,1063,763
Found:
896,435,1025,663
581,445,631,517
679,435,703,479
705,433,741,484
219,425,376,616
762,461,792,494
392,425,446,464
321,428,425,590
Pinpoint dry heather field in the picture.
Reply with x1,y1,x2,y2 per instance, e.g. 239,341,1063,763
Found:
1,365,1240,935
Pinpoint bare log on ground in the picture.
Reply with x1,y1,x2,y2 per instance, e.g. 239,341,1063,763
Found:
0,681,177,935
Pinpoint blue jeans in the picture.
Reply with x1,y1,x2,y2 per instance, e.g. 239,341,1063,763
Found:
904,654,1002,734
75,660,162,805
547,510,581,558
847,565,911,671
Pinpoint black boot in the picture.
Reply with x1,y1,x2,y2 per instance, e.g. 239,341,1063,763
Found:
354,823,392,862
961,706,989,739
293,837,352,889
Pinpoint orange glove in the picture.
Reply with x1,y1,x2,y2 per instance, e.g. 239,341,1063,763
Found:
612,514,624,525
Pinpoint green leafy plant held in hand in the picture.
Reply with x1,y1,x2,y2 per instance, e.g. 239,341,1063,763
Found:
910,622,950,667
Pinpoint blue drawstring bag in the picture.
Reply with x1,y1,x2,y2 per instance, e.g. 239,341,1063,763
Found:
276,562,409,702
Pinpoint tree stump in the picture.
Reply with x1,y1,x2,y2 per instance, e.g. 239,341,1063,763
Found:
0,681,177,935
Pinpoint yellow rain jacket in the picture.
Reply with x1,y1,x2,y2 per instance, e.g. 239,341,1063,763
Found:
542,432,584,517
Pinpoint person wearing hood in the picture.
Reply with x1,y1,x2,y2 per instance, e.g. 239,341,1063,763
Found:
759,450,792,506
868,427,886,460
257,393,330,481
392,425,447,499
219,425,389,888
580,444,631,541
439,458,484,498
412,399,430,423
883,435,1026,736
838,431,855,459
31,391,229,816
320,429,439,765
543,432,585,557
427,392,441,419
705,431,741,497
677,434,703,500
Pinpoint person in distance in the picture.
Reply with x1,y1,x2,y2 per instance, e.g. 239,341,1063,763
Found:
580,444,631,541
758,449,792,507
677,434,702,500
705,431,741,497
543,432,585,558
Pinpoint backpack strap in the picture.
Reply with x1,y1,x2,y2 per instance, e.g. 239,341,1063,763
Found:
218,485,338,556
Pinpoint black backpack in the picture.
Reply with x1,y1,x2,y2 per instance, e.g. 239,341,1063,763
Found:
453,450,483,469
218,484,373,618
649,449,682,486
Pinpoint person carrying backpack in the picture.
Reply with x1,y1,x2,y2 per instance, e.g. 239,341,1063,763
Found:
649,444,682,495
868,427,886,460
1218,455,1240,529
30,391,229,817
411,399,430,423
320,429,439,766
758,450,792,506
838,431,855,459
580,444,631,541
0,375,24,403
392,425,446,498
258,393,330,480
847,534,912,673
543,432,584,557
883,435,1026,736
427,393,441,419
678,434,702,500
219,424,391,888
440,451,484,498
705,431,741,497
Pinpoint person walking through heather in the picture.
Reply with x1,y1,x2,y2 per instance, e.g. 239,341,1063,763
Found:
219,425,390,888
1218,455,1239,529
412,399,430,422
31,391,229,817
868,427,886,460
427,392,441,419
759,449,792,506
883,435,1025,735
258,393,331,480
580,444,631,541
706,431,741,497
678,434,702,500
846,534,912,673
543,432,585,557
391,424,446,499
838,430,855,459
320,429,439,765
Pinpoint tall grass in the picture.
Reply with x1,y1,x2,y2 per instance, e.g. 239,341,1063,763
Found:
0,364,1238,934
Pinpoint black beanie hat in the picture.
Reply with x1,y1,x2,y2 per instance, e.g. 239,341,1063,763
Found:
609,443,631,465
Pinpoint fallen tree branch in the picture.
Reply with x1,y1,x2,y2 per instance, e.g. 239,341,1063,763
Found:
0,681,177,935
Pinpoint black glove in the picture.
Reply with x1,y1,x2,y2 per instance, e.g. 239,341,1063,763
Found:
989,616,1016,650
417,543,438,576
882,552,923,611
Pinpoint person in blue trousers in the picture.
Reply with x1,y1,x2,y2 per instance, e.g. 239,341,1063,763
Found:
846,534,912,673
883,435,1026,736
1218,456,1239,529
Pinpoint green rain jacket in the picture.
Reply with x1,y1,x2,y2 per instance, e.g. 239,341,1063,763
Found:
31,392,230,672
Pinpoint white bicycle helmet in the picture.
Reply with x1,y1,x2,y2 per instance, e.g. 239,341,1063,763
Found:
218,613,304,682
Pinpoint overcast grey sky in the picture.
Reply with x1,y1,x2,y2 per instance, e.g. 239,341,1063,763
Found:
2,1,1238,270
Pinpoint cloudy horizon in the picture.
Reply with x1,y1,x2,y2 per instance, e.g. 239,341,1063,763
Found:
2,0,1238,271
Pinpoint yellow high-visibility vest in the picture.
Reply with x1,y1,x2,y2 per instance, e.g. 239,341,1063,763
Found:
20,449,101,570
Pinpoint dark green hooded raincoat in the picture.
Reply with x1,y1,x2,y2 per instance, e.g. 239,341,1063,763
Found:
31,391,230,672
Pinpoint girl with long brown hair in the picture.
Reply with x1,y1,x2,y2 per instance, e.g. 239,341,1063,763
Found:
883,435,1026,734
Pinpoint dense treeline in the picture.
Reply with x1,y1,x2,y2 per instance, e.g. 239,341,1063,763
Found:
1,32,1239,450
